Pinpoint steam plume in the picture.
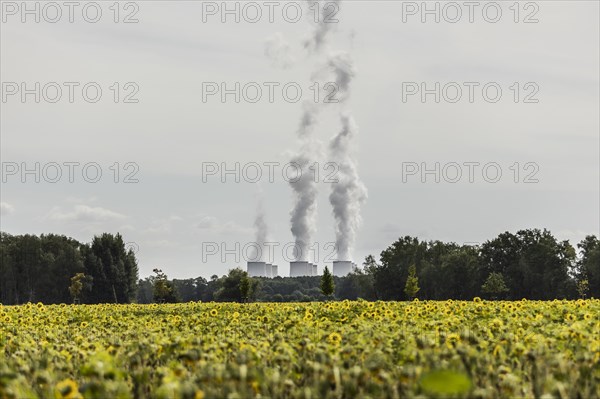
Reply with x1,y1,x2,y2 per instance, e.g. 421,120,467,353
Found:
265,32,294,69
288,1,343,261
289,150,318,261
289,1,366,263
290,101,321,260
329,114,367,261
304,0,341,53
328,51,355,102
250,198,269,262
326,51,366,261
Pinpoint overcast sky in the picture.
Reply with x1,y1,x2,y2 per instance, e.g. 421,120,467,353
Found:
1,0,598,279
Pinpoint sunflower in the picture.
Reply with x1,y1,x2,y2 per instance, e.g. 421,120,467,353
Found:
473,297,482,303
445,333,461,349
80,322,89,328
55,378,81,399
210,309,218,317
327,332,342,346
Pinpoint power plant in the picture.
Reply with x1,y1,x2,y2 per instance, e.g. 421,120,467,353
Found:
247,261,278,278
332,260,357,277
289,261,319,277
247,259,355,277
246,18,365,283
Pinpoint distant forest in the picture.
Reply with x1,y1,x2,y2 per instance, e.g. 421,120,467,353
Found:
0,228,598,305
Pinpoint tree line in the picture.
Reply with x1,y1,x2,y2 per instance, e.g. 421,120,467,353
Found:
358,229,597,301
136,228,598,303
0,228,597,304
0,232,138,304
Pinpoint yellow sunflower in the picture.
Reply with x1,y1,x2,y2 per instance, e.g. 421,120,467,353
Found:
55,378,81,399
327,332,342,346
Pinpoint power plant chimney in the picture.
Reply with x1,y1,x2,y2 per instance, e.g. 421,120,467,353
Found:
247,261,278,278
332,260,354,277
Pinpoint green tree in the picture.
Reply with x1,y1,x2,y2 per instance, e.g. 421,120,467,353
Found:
576,279,589,299
480,229,575,299
152,268,177,303
320,266,335,299
136,278,154,303
577,236,600,298
404,264,420,299
68,273,86,304
375,236,427,300
481,272,509,299
240,274,250,303
84,233,138,303
214,268,249,302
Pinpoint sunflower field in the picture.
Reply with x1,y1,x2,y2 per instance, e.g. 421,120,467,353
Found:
1,299,599,399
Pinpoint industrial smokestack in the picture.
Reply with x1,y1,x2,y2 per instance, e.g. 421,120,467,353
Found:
332,260,353,277
290,260,312,277
247,261,267,277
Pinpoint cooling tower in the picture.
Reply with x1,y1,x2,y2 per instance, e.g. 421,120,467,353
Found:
265,263,273,278
271,264,278,277
312,264,318,276
247,261,267,277
290,261,311,277
332,260,353,277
